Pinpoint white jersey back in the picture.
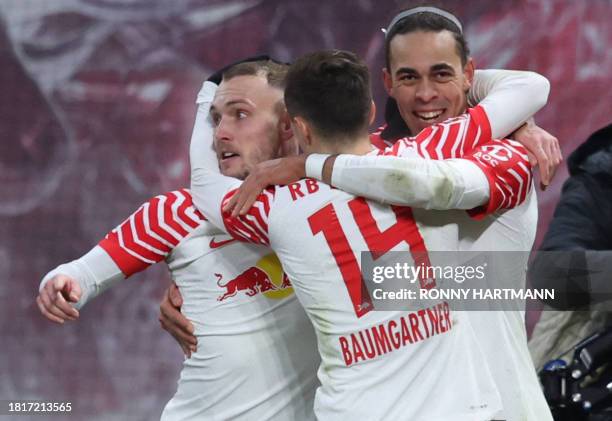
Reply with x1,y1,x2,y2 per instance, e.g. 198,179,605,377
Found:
368,110,551,421
218,182,501,421
100,189,320,421
459,190,552,421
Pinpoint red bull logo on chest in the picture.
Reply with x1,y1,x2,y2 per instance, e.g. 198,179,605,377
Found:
216,254,293,301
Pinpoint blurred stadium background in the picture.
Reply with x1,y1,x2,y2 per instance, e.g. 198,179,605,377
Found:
1,0,610,419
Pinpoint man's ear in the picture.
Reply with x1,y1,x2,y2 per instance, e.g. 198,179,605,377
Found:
294,116,312,147
368,100,376,126
383,68,394,96
278,110,299,156
278,109,293,141
463,57,475,91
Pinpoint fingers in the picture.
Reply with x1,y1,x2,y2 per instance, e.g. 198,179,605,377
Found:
36,276,80,323
37,290,76,323
223,193,240,215
159,289,197,356
63,279,82,303
235,187,264,217
159,316,195,358
534,143,550,189
543,138,556,187
168,282,183,308
538,135,562,189
526,151,537,168
230,187,250,217
230,176,266,217
548,135,562,182
161,302,195,336
53,289,80,319
513,124,563,191
224,157,307,217
36,295,65,324
222,174,267,218
50,279,80,318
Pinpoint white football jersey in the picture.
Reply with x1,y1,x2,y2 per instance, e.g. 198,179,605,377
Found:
342,113,551,419
458,191,552,421
198,179,506,421
191,107,523,420
99,189,320,421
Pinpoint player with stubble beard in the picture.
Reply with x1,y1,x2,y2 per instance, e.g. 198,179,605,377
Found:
36,60,321,421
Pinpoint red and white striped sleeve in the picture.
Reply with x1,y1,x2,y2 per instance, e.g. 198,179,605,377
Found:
218,187,275,246
382,105,492,159
369,125,391,150
464,138,532,219
98,189,206,277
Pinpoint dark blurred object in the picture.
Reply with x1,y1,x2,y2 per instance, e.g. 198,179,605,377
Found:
540,328,612,421
530,123,612,419
527,123,612,310
380,96,411,141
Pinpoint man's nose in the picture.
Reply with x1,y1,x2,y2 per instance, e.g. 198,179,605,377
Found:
415,79,438,103
214,117,232,142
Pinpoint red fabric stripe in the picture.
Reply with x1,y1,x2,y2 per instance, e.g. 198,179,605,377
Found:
436,121,461,159
220,189,270,245
412,125,435,145
468,105,492,148
162,194,189,237
178,188,207,221
119,219,163,262
228,215,266,243
99,233,151,277
369,131,388,150
466,158,502,220
133,207,172,254
175,190,200,229
243,208,269,239
148,197,180,246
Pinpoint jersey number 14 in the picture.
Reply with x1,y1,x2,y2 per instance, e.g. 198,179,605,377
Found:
308,197,435,318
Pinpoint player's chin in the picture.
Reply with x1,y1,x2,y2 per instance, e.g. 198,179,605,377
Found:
221,161,248,180
406,117,431,135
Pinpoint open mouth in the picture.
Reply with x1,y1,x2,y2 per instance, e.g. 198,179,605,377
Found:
220,152,240,161
413,110,445,123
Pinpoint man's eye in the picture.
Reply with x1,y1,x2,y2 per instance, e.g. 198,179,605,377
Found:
434,72,453,81
211,115,221,126
237,110,248,119
399,74,417,81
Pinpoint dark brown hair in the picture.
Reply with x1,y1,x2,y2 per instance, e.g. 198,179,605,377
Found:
284,50,372,141
384,8,470,69
222,60,289,90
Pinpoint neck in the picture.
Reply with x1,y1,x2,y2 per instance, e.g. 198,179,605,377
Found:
313,133,373,155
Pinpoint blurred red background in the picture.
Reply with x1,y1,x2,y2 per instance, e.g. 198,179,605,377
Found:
1,0,610,419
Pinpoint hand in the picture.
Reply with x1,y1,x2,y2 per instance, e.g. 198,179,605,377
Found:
223,155,307,217
36,274,81,324
159,282,197,357
512,121,562,190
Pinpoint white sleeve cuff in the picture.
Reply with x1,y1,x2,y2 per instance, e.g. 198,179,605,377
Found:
305,154,330,180
39,246,124,310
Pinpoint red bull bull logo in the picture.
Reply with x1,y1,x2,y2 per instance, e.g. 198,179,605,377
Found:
216,254,293,301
